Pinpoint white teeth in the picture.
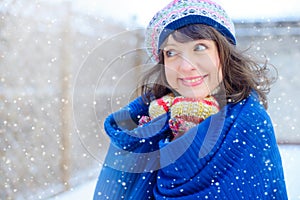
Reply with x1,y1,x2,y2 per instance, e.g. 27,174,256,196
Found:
184,78,202,83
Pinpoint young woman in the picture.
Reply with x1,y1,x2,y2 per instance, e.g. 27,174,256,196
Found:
93,0,288,199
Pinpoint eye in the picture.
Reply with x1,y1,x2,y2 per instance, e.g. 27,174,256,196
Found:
194,44,206,52
164,49,178,58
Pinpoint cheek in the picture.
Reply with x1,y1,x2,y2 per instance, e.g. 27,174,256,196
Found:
164,65,177,82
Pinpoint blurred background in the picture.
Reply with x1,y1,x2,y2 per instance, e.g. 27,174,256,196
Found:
0,0,299,199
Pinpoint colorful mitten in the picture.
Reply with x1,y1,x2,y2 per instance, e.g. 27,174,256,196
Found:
138,94,220,141
138,93,174,126
169,96,220,139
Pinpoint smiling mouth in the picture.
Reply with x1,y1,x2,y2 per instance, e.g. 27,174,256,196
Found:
181,76,207,86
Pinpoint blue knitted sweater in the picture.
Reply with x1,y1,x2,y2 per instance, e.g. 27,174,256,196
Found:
93,93,288,199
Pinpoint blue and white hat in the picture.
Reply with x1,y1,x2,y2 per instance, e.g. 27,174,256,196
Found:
145,0,236,62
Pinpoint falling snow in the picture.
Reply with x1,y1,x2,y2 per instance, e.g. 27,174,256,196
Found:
0,0,300,199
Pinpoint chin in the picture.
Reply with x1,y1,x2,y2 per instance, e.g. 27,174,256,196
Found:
180,92,208,99
176,86,210,98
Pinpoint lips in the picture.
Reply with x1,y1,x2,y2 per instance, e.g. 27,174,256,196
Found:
180,75,207,87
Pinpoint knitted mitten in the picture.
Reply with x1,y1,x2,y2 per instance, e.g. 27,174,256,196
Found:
138,93,174,126
138,94,219,140
169,96,220,140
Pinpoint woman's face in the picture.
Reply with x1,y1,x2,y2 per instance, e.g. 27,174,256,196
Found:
163,35,223,99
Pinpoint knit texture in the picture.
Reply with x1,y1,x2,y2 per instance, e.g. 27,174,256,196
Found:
93,93,288,199
146,95,220,139
145,0,236,62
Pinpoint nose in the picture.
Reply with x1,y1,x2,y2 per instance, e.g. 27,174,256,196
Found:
179,55,196,72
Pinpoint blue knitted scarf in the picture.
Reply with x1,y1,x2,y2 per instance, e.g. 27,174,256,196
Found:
93,93,288,199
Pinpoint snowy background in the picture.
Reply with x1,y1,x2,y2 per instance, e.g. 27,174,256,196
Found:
0,0,299,199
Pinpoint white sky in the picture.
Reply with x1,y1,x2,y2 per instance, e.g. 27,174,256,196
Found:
70,0,300,26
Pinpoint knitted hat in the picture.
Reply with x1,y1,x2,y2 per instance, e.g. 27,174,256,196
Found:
145,0,236,62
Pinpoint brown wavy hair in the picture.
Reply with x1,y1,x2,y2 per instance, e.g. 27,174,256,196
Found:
141,24,276,109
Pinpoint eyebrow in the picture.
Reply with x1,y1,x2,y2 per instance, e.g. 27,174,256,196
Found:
163,43,178,49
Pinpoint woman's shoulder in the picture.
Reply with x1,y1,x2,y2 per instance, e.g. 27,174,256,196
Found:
228,92,275,140
240,92,270,120
229,92,269,119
